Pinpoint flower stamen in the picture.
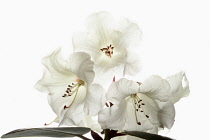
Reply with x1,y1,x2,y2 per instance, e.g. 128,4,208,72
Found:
62,79,84,109
44,117,59,126
100,44,114,58
132,94,150,125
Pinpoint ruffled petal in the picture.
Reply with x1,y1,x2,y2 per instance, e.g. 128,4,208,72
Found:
112,17,142,50
139,75,171,102
166,71,190,104
84,83,106,116
35,48,77,93
106,78,140,105
157,101,175,129
68,52,95,85
98,102,126,130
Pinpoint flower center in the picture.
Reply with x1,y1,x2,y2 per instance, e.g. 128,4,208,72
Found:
100,44,114,58
62,79,84,109
131,94,149,125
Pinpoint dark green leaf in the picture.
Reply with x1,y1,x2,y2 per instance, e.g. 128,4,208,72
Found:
124,131,174,140
1,127,90,139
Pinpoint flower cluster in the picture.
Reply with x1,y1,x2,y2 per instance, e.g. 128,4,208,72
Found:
35,12,190,139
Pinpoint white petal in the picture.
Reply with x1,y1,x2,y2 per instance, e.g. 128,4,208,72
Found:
59,85,87,125
78,115,102,132
73,32,101,60
59,117,75,126
139,95,175,129
123,52,141,76
107,78,140,104
123,98,155,132
84,83,106,116
68,52,95,85
98,102,126,130
93,67,115,90
35,48,77,93
136,94,160,128
166,71,190,104
85,12,116,47
139,75,171,102
157,101,175,129
112,18,142,50
93,64,127,90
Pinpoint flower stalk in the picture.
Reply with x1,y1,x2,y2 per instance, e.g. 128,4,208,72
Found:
104,129,111,140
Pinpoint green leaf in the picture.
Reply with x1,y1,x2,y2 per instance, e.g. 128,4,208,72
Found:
124,131,174,140
1,127,91,139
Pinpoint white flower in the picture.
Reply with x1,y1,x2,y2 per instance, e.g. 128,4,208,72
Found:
35,48,105,125
166,72,190,104
98,72,190,132
73,12,142,88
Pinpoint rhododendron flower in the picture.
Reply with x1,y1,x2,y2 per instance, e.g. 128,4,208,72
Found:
73,12,142,88
99,72,189,133
35,48,105,126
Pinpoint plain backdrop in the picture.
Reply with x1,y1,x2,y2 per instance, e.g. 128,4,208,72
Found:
0,0,210,140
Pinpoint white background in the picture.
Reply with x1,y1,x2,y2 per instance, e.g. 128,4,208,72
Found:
0,0,210,140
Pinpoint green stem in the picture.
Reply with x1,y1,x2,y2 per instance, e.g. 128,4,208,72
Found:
104,129,111,140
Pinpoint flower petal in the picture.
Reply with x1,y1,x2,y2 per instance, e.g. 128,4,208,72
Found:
139,95,175,129
123,98,156,132
35,48,77,93
139,75,171,102
166,71,190,104
78,115,102,132
84,83,106,116
107,78,140,104
112,18,142,50
98,102,126,130
68,52,95,85
85,12,116,47
157,101,175,129
59,85,87,125
123,52,141,76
